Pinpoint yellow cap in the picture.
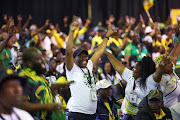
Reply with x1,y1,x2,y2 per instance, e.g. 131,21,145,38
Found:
56,76,67,83
46,29,51,34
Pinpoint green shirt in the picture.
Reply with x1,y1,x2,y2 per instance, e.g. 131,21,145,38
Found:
0,48,12,67
19,68,53,120
175,55,180,70
124,43,139,56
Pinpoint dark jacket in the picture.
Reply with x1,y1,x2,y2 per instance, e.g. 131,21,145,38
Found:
135,96,173,120
96,96,118,120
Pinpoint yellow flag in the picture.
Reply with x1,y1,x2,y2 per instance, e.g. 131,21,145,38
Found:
143,0,155,11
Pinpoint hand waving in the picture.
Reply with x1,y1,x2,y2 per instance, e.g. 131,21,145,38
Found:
70,16,79,32
106,24,117,37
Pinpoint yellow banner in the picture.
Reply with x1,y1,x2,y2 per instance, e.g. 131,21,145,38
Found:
171,9,180,25
143,0,154,11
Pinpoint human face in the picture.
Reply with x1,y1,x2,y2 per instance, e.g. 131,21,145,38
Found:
57,52,63,61
31,51,46,75
132,62,141,79
99,86,112,101
75,52,88,68
104,62,111,74
0,79,23,110
148,98,163,114
49,59,57,72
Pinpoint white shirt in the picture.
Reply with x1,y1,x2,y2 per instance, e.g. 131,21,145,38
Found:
143,35,153,43
159,73,180,108
56,62,64,74
121,68,159,115
42,36,52,51
0,107,34,120
170,102,180,120
11,47,17,64
66,60,97,114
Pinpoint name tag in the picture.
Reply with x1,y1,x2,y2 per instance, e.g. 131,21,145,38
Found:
129,92,137,103
90,89,97,101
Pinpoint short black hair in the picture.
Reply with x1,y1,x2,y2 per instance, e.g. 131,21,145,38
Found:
23,47,40,65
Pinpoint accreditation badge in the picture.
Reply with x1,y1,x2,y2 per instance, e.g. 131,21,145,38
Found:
129,92,137,103
90,89,97,101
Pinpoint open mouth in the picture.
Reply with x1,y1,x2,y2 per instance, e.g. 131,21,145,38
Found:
82,61,87,65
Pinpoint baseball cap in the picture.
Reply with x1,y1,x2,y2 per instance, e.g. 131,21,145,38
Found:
148,89,163,101
96,79,112,90
145,26,153,34
46,29,51,34
0,68,26,86
73,48,88,58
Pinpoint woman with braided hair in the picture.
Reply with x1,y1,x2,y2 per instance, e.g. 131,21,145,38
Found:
104,51,172,120
139,56,156,89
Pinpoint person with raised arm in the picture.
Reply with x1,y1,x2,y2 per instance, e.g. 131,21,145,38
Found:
104,50,172,119
65,16,116,120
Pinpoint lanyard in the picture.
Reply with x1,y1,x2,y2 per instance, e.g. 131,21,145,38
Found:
0,110,21,120
80,67,92,86
133,79,136,90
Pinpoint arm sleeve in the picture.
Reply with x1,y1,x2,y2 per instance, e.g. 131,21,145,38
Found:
52,29,64,48
78,26,88,37
146,74,159,91
122,67,133,82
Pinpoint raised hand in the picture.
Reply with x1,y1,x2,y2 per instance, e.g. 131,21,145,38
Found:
45,19,49,27
109,14,115,23
63,16,69,23
160,55,173,74
70,16,79,32
28,14,32,21
106,23,117,37
8,25,16,37
130,17,136,25
3,14,8,22
17,14,22,21
49,23,55,30
139,14,145,24
85,18,91,27
125,15,130,24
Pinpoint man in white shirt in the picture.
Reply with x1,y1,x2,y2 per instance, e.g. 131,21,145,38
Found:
65,16,116,120
0,68,34,120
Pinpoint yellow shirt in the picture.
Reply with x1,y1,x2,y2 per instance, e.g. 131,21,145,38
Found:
104,102,115,120
161,38,171,51
109,37,123,47
73,26,88,39
152,40,162,47
52,29,64,48
65,26,88,42
154,109,166,119
91,36,103,48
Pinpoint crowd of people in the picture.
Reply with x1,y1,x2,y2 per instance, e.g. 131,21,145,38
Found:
0,13,180,120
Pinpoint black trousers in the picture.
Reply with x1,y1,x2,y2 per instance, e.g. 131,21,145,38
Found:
68,112,96,120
